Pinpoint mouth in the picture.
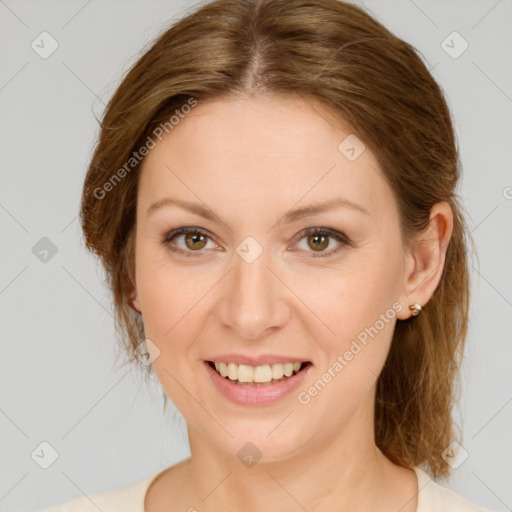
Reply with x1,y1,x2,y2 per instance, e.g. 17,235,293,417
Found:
206,360,313,386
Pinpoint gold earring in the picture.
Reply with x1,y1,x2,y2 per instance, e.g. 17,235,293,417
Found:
408,303,422,316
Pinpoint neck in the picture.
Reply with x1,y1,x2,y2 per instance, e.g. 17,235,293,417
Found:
177,403,416,511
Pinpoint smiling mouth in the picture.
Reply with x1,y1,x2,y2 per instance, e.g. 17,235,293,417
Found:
206,360,312,386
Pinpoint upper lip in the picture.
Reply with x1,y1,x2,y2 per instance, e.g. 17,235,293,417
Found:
206,354,311,366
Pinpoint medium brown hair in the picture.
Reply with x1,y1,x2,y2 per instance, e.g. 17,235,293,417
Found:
80,0,477,479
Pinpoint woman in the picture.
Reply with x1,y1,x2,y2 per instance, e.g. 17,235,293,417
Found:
45,0,490,510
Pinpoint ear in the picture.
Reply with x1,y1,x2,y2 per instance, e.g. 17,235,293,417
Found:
125,232,142,314
396,201,454,320
130,288,142,314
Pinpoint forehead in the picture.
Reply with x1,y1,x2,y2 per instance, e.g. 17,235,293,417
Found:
144,94,352,169
138,95,395,222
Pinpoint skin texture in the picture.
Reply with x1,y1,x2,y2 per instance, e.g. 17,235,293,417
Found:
130,94,453,511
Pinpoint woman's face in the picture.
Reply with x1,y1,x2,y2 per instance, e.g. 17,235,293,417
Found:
131,94,411,461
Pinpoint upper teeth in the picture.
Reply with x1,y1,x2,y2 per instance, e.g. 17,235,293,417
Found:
213,362,303,383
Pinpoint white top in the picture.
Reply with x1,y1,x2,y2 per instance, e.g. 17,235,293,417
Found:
43,466,491,511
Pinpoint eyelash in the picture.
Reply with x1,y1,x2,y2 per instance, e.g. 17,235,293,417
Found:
160,226,351,258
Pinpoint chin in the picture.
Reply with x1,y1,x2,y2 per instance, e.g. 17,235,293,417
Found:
202,419,315,465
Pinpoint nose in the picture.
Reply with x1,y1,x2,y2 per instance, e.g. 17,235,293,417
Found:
215,247,291,341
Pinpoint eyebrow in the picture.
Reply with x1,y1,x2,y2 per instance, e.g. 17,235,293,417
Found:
146,196,370,225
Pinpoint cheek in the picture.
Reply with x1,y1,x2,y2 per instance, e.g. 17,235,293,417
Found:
137,264,211,409
135,261,208,357
295,244,402,341
293,243,402,402
295,286,397,429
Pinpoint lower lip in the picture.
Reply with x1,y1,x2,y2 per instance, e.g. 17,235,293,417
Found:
204,361,312,406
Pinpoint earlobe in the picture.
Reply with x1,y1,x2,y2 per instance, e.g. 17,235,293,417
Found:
396,201,454,320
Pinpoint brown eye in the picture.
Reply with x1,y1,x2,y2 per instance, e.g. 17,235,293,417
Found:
184,231,208,250
161,227,216,257
307,233,329,252
294,227,351,258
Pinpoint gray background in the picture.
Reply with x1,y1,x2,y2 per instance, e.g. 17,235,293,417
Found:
0,1,511,511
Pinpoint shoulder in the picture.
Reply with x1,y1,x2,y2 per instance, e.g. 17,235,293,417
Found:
42,472,159,512
414,467,492,512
